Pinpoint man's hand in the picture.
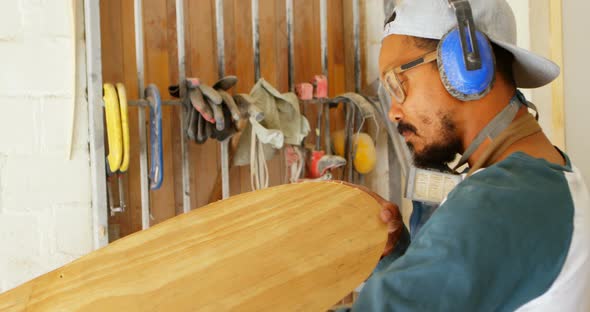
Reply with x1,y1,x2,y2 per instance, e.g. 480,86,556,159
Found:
338,182,403,257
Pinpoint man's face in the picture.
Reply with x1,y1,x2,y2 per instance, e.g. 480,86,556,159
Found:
379,35,462,169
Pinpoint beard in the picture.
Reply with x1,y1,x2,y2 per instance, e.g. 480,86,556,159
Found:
399,114,462,170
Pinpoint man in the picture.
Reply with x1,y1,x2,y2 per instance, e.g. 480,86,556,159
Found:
344,0,590,310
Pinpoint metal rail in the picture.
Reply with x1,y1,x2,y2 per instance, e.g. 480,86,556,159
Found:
286,0,294,91
353,0,361,93
83,0,109,248
128,99,182,107
134,0,150,229
320,0,328,78
216,0,231,199
252,0,260,82
175,0,191,213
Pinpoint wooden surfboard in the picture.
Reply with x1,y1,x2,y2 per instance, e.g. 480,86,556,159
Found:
0,182,387,311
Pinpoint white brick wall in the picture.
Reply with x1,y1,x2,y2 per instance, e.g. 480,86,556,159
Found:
0,0,93,292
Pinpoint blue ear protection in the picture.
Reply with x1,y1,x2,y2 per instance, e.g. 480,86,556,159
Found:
438,0,495,101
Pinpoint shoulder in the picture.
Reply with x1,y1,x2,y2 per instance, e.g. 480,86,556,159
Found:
414,152,576,280
442,152,574,221
391,153,577,310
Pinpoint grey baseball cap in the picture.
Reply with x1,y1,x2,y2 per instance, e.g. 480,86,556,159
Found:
383,0,560,88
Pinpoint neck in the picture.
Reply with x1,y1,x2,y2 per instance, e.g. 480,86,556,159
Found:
459,79,516,167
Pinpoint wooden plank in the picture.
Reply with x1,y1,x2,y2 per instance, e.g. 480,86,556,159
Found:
359,0,367,91
165,0,185,216
229,0,257,194
550,0,566,151
328,0,347,131
294,0,322,151
342,0,356,93
120,0,143,236
99,0,124,84
203,0,249,200
143,0,177,224
273,0,289,93
260,0,286,187
185,0,220,209
217,0,241,197
0,182,387,312
259,0,284,89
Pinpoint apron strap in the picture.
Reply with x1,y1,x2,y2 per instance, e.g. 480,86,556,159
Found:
453,90,538,171
467,113,542,176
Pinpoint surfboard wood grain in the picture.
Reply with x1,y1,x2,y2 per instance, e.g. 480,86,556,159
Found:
0,182,386,311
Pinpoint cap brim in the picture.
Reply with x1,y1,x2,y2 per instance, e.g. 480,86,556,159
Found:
488,34,560,89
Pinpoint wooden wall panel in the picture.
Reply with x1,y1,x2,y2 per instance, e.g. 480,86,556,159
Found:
293,0,321,151
328,0,347,132
120,0,143,235
184,0,221,210
220,0,243,196
259,0,286,188
101,0,355,238
229,0,256,194
142,0,177,224
164,0,184,217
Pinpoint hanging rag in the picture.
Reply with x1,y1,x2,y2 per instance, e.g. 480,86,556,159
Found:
285,145,304,184
233,78,310,190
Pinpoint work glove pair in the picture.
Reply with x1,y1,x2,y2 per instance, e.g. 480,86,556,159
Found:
169,76,243,144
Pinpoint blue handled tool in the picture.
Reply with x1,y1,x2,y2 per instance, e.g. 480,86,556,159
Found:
145,84,164,190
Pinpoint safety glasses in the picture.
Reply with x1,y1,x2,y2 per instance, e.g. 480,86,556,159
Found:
380,50,438,104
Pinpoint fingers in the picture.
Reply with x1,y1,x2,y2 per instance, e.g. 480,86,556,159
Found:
303,180,404,258
382,242,394,257
383,220,404,257
338,181,402,229
380,208,392,222
301,180,404,241
383,230,400,256
388,221,399,234
337,181,395,207
382,208,401,233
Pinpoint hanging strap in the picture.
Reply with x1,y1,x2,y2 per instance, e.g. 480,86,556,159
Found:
453,95,520,170
250,128,269,191
467,113,541,176
284,145,303,184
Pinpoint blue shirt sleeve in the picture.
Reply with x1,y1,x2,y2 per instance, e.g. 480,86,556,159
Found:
373,224,410,273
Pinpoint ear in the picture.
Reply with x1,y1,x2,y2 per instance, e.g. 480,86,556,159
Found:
437,29,496,101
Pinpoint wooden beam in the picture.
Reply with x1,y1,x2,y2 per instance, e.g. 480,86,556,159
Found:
550,0,566,150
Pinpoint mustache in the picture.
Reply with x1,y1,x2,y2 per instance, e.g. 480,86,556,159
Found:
397,121,418,136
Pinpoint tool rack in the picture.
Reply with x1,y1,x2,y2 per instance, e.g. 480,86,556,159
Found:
84,0,363,248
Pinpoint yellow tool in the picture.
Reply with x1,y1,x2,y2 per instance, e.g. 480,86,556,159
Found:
103,83,123,173
332,130,377,175
114,83,130,215
116,83,130,173
352,133,377,174
332,129,346,157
